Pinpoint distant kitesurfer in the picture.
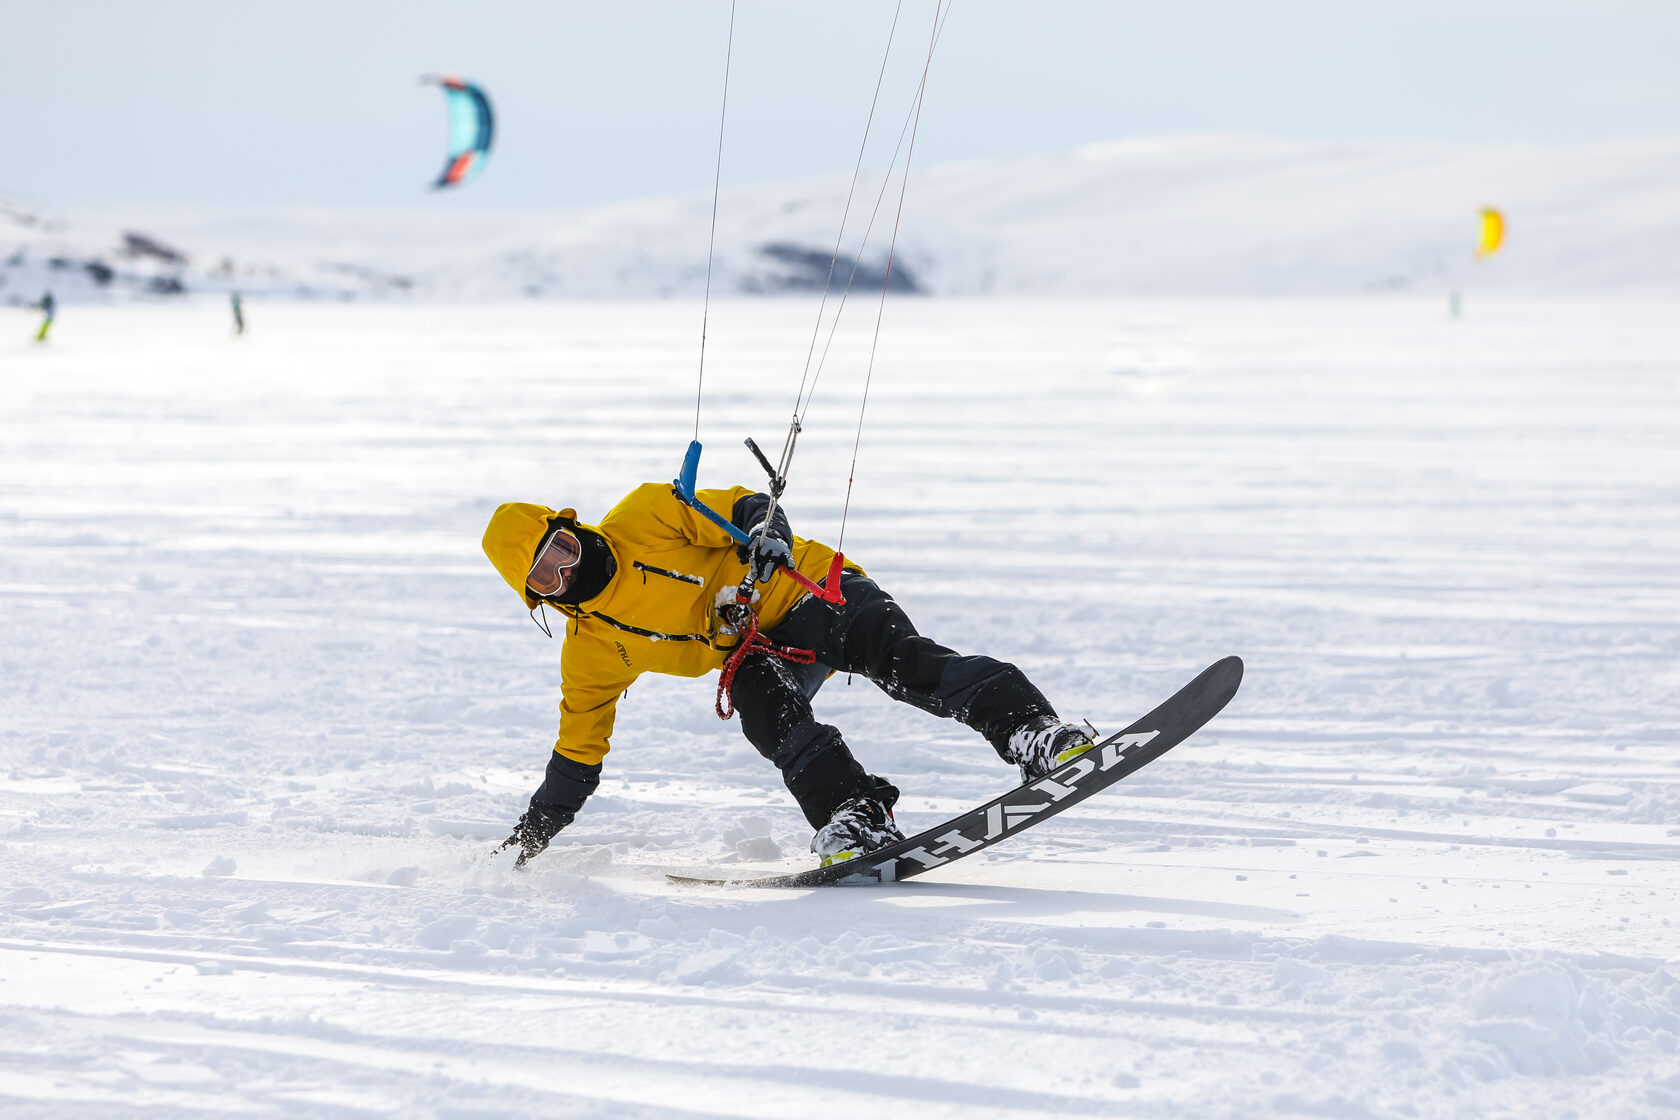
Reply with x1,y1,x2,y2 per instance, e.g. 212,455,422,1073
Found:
34,290,55,343
231,291,245,335
483,483,1097,868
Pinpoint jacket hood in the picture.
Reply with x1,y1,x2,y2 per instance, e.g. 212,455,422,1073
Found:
483,501,581,610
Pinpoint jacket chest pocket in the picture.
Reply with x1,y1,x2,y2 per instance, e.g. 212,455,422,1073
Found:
631,561,704,587
627,560,734,649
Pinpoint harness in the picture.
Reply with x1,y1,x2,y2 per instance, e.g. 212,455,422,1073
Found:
714,607,817,722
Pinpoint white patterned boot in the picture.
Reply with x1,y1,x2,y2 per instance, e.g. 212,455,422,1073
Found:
1007,717,1096,783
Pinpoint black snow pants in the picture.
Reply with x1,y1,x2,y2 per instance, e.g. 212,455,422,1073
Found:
729,571,1058,829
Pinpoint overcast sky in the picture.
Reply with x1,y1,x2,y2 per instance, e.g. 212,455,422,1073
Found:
5,0,1679,211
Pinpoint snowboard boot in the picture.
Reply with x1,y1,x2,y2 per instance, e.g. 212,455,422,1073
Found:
811,794,905,868
1008,716,1096,783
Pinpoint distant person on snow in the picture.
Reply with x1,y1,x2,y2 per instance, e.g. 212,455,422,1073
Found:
34,290,55,342
231,291,245,335
482,483,1097,868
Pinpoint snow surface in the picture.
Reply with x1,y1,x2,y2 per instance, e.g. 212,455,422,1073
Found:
10,134,1680,304
3,296,1679,1117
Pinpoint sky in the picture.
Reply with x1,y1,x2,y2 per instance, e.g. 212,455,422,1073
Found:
4,0,1680,211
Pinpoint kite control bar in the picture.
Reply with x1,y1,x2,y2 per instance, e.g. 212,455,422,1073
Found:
673,440,846,606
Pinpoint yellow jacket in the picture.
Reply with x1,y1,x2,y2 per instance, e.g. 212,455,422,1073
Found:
483,483,858,768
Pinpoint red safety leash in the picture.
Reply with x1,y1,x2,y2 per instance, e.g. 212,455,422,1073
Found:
716,612,817,721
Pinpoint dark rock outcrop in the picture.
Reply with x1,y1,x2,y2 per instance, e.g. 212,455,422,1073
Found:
751,241,922,295
122,232,189,265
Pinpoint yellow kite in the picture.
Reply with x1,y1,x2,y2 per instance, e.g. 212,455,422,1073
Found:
1475,208,1505,258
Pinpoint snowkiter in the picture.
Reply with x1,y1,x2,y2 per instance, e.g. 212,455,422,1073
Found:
483,483,1096,868
34,290,55,342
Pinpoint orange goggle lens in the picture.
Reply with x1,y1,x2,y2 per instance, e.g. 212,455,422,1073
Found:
527,527,583,596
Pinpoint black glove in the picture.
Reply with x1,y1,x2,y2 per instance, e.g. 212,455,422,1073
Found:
731,494,792,559
745,532,792,583
497,803,573,866
498,752,600,865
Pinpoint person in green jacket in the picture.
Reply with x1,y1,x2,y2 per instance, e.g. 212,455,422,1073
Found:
34,291,55,342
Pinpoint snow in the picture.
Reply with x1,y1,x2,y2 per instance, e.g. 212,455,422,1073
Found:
11,134,1680,304
3,295,1680,1117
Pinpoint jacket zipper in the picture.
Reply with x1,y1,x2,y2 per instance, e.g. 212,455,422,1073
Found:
585,610,709,644
632,561,704,587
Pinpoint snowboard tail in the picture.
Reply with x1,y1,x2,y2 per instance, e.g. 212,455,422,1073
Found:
669,655,1243,888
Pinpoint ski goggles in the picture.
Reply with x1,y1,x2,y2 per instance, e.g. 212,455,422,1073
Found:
526,525,583,597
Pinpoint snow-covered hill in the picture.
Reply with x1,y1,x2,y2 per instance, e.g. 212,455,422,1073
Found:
7,133,1680,303
0,196,421,308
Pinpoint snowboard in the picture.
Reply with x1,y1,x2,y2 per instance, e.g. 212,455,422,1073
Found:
668,655,1243,888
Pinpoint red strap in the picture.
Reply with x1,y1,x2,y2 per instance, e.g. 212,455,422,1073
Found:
716,612,817,721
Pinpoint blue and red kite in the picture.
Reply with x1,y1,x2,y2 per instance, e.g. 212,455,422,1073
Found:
423,75,494,189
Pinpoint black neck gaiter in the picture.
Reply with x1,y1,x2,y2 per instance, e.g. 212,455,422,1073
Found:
551,526,617,605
